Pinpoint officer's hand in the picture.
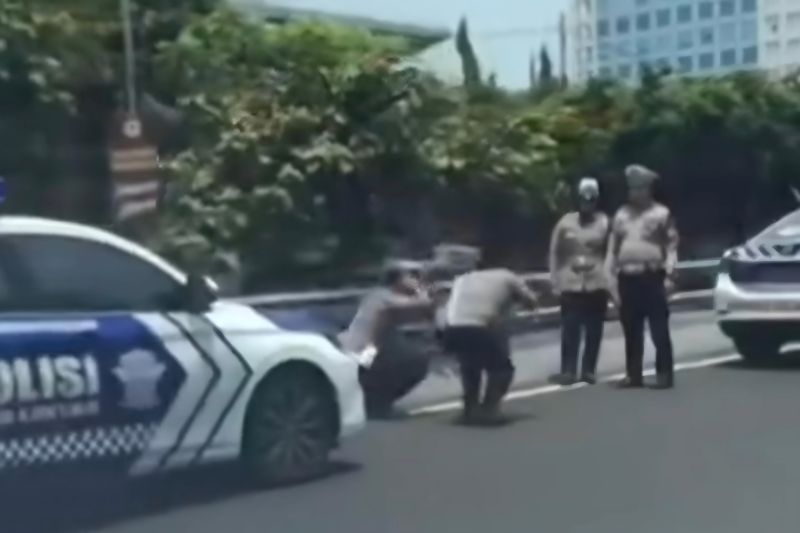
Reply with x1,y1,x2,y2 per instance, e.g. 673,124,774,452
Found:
664,276,676,295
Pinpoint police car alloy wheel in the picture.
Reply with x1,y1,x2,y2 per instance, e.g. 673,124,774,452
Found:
241,366,338,485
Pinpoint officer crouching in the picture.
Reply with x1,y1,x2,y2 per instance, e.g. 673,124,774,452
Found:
338,260,435,419
440,252,538,426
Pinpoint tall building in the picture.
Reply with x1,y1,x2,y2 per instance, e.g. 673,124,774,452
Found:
565,0,800,84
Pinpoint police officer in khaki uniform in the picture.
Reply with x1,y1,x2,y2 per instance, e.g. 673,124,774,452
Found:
606,165,679,389
339,260,435,418
548,177,610,386
441,255,538,425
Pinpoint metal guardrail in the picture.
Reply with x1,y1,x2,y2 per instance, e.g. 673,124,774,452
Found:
235,258,722,308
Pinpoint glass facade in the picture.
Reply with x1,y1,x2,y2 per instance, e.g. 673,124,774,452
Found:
591,0,760,81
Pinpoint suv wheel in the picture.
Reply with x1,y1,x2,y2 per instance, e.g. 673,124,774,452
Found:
241,367,337,486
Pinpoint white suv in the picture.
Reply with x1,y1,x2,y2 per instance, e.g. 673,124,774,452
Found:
714,209,800,362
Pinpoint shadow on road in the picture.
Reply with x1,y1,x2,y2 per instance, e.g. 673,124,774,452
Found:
4,461,361,533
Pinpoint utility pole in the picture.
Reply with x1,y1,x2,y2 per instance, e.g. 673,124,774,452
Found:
559,12,568,87
120,0,138,118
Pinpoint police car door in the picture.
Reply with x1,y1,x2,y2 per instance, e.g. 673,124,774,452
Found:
0,233,211,473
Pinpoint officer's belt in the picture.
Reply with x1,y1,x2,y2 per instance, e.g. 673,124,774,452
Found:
618,262,665,275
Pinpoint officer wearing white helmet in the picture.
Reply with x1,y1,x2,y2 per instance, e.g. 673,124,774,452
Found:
606,165,679,389
548,177,610,386
338,259,435,418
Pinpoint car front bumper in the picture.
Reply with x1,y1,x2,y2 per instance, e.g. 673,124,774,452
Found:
332,355,366,441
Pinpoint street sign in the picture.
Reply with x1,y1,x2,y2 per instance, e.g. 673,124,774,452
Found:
108,111,160,224
122,118,142,139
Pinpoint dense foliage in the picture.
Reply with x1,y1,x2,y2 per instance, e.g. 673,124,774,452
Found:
6,2,800,288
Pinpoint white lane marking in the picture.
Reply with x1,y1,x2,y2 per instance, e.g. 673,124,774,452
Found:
410,353,742,416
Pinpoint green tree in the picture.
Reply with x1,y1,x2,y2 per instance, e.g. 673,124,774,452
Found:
455,17,481,88
539,45,553,85
153,10,432,288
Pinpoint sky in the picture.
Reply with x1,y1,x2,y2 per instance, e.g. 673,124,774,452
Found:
257,0,570,89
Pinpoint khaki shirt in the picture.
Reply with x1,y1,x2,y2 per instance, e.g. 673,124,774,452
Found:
444,269,538,328
548,212,610,294
606,202,679,276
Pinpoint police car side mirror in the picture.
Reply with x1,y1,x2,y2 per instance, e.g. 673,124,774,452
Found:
184,272,216,313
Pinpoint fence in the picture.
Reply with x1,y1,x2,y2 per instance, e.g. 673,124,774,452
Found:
235,258,721,310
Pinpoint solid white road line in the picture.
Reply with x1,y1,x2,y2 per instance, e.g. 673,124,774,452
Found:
409,353,742,416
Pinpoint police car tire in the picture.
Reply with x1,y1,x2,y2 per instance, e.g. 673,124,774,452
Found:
734,337,779,365
241,365,337,486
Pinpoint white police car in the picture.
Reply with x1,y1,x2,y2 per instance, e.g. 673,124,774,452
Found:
715,208,800,362
0,216,365,484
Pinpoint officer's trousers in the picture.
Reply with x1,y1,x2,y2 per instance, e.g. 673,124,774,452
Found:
560,290,608,377
360,336,430,415
618,271,674,383
441,326,515,415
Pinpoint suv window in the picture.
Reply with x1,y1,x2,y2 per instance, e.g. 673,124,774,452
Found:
0,235,183,312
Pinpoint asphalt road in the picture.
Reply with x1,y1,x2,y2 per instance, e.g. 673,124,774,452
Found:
401,310,733,409
10,312,800,533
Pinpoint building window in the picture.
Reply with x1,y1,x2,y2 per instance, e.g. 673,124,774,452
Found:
741,0,756,13
655,57,672,70
721,48,737,66
656,8,671,27
637,12,651,31
678,55,694,72
700,27,715,45
787,11,800,31
616,40,632,58
765,40,780,56
720,22,736,43
654,33,673,53
617,16,631,34
636,37,652,56
677,5,693,23
719,0,735,16
598,42,612,61
740,19,757,40
766,14,780,35
788,37,800,51
742,45,758,64
636,0,649,6
699,1,714,19
699,52,715,69
599,66,613,78
598,19,610,37
678,29,694,49
618,64,633,78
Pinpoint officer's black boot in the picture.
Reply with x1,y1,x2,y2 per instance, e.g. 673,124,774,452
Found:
480,370,514,426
